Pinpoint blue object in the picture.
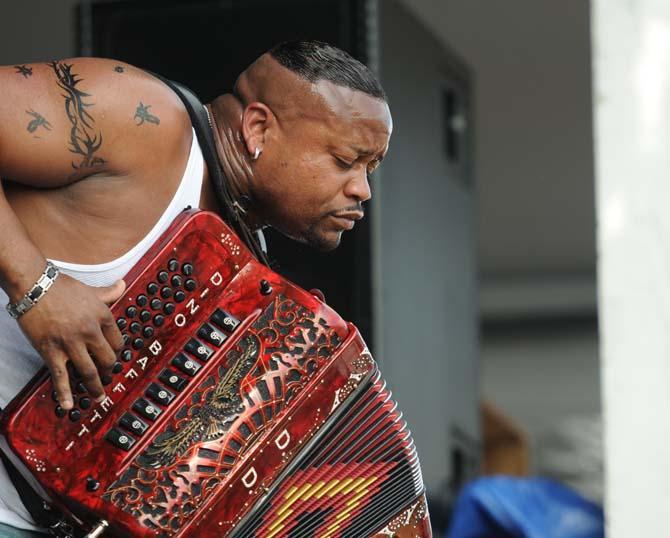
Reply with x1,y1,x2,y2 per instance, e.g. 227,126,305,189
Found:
447,476,605,538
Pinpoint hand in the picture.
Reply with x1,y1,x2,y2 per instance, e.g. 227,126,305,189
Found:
17,274,126,410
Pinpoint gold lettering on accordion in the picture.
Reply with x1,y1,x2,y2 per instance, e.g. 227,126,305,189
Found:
210,271,223,286
186,298,199,315
149,340,162,356
242,467,258,488
275,429,291,450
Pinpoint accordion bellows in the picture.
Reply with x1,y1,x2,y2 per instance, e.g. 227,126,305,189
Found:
0,211,431,537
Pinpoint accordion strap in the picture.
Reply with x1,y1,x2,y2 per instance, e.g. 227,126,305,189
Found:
153,75,270,266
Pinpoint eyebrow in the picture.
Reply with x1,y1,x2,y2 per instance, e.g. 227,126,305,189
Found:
350,146,386,161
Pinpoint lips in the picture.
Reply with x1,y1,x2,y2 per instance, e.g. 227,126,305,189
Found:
332,211,364,221
331,215,356,230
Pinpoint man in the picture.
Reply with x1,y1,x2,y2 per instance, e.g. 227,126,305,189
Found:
0,40,392,534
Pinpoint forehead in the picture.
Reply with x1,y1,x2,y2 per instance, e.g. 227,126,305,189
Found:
309,80,392,148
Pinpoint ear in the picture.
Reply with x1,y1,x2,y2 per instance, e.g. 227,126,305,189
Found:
240,102,274,158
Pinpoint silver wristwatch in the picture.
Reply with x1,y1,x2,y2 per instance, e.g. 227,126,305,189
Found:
6,261,60,319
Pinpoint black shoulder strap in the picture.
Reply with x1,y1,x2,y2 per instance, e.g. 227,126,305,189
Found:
151,75,269,265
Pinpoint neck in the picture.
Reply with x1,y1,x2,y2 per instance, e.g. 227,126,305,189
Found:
206,97,263,229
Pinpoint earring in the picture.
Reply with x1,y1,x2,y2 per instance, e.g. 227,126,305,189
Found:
252,147,262,161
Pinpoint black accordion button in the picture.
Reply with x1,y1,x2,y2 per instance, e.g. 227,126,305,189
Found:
54,405,66,418
136,294,148,307
174,290,186,303
129,322,141,334
140,309,152,323
146,383,175,406
197,324,227,348
171,274,183,287
153,314,165,327
112,361,123,374
105,428,136,451
147,282,159,295
150,298,162,310
158,369,188,392
132,338,144,350
157,270,169,283
116,318,127,330
168,259,179,272
163,303,175,315
142,326,155,338
184,338,214,362
182,263,194,276
171,353,201,377
120,349,133,362
68,409,81,422
210,309,240,333
79,397,91,410
125,306,137,318
160,286,172,299
119,412,148,436
184,278,197,292
132,398,161,421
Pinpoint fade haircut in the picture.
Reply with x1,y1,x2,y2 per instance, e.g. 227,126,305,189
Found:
269,40,387,101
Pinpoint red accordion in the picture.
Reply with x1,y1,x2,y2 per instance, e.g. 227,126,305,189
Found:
0,210,431,537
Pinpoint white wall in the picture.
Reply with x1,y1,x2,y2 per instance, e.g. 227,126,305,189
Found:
593,0,670,534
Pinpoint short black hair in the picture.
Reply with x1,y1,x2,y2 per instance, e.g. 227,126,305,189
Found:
269,40,387,101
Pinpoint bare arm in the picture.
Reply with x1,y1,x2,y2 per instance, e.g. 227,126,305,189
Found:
0,58,191,408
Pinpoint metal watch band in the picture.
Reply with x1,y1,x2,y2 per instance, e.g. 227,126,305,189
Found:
6,261,60,319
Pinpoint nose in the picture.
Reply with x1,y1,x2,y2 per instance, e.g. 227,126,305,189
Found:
344,171,372,203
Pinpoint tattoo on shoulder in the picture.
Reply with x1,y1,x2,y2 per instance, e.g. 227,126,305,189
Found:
48,60,106,174
114,65,125,73
25,109,52,137
14,65,33,78
134,102,160,126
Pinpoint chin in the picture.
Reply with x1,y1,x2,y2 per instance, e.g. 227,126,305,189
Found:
302,228,342,252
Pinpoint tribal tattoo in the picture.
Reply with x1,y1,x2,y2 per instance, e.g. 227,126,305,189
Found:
25,110,52,135
14,65,33,78
134,102,160,126
48,60,106,173
114,65,125,73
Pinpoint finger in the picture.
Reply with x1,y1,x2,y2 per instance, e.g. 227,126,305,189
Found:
46,349,74,411
67,343,106,402
96,280,126,306
100,310,124,352
87,329,117,379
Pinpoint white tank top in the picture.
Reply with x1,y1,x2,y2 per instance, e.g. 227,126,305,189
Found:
51,128,204,287
0,128,204,531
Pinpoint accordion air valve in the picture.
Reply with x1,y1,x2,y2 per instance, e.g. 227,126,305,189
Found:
0,210,432,537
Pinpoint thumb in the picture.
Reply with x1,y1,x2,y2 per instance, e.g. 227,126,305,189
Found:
96,279,126,305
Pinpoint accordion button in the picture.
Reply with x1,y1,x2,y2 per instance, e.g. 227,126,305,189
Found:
168,259,179,272
182,263,194,276
171,353,201,377
174,291,186,303
112,361,123,374
197,324,227,348
86,476,100,492
79,397,91,410
69,409,81,422
54,405,66,418
133,398,161,421
132,338,144,350
160,286,172,299
119,412,148,436
129,322,141,334
157,271,169,283
125,306,137,318
159,369,188,392
153,314,166,327
75,382,87,394
150,298,162,310
105,428,136,451
146,383,175,406
121,349,133,362
210,309,240,333
101,375,112,386
122,334,131,346
143,326,155,338
140,309,151,322
147,282,159,295
260,280,273,295
116,318,127,330
184,278,197,292
185,338,214,361
51,390,59,402
171,275,183,287
136,294,148,307
163,302,175,315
